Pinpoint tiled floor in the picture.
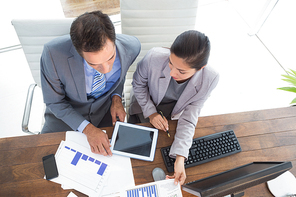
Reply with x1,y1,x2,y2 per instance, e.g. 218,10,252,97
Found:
0,0,294,138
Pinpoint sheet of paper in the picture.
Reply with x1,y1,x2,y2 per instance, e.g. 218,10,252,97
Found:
65,131,135,195
55,140,112,197
118,179,183,197
67,192,78,197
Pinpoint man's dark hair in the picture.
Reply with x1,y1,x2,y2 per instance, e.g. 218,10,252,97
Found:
170,30,211,70
70,10,116,56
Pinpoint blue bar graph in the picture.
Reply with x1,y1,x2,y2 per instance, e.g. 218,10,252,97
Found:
126,185,158,197
97,163,107,176
56,141,112,196
71,152,82,165
64,146,108,176
81,154,88,161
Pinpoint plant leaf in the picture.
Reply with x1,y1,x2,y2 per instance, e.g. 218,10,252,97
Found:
282,80,296,87
277,87,296,93
281,75,296,86
282,73,296,80
290,97,296,105
289,69,296,77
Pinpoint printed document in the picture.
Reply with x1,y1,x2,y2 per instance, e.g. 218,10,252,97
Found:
105,179,183,197
55,140,112,196
49,131,135,197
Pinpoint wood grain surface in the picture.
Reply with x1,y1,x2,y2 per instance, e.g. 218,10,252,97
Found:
0,107,295,196
60,0,120,17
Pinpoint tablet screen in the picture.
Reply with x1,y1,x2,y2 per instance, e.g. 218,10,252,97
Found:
110,122,158,161
113,124,154,157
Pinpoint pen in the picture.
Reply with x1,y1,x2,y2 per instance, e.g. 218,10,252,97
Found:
159,111,170,137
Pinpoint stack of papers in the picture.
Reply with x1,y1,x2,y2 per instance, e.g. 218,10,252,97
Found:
50,131,135,197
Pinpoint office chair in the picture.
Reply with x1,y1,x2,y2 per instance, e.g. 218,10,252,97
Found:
12,18,74,134
120,0,199,114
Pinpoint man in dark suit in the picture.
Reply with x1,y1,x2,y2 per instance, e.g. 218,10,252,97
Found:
40,11,141,156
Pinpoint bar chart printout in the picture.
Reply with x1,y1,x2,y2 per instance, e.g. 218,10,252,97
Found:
123,179,182,197
55,140,111,196
126,184,158,197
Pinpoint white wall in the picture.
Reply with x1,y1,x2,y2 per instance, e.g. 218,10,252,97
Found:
229,0,272,29
229,0,296,72
0,0,65,137
0,0,64,49
257,0,296,71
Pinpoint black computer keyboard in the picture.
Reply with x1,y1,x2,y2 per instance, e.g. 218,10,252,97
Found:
161,130,241,173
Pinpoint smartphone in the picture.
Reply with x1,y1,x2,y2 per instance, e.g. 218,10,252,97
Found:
42,154,59,180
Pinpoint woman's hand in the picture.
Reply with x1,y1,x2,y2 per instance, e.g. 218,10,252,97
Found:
166,155,186,185
149,112,169,132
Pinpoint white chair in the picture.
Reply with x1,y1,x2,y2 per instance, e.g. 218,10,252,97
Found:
120,0,199,113
12,18,74,134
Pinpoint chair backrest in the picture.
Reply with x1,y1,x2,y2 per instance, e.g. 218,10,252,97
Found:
11,18,74,87
120,0,199,110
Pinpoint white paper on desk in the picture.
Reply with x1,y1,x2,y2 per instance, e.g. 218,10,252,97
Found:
109,179,182,197
65,131,135,195
54,140,112,197
67,192,78,197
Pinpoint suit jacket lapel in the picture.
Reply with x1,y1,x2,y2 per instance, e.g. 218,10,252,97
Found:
115,39,131,80
158,65,171,105
68,45,87,101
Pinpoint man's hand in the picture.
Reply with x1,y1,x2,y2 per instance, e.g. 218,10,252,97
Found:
83,123,112,156
149,112,169,132
110,95,126,125
166,155,186,185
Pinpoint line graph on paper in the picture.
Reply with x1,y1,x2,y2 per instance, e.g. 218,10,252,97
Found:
55,140,110,193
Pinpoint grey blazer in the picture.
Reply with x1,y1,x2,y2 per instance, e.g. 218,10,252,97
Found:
129,47,219,159
40,34,141,133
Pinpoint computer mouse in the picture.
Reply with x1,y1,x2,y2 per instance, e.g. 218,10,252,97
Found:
152,167,166,181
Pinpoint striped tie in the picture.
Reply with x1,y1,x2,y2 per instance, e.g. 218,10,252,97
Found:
88,71,106,99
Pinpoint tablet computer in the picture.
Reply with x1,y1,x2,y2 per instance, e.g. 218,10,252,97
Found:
110,122,158,161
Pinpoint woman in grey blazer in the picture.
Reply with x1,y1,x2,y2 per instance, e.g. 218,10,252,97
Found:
129,30,219,185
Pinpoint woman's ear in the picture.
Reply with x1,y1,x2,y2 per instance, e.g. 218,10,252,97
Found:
199,65,206,70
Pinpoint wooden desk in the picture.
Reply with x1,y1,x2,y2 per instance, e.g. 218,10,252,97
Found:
1,107,296,196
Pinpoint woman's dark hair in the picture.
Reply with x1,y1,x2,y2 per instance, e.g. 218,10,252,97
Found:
70,10,116,56
170,30,211,70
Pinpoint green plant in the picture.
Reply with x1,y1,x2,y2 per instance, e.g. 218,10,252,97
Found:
278,69,296,104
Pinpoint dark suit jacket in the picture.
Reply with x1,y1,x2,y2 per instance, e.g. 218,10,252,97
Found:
40,34,140,132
